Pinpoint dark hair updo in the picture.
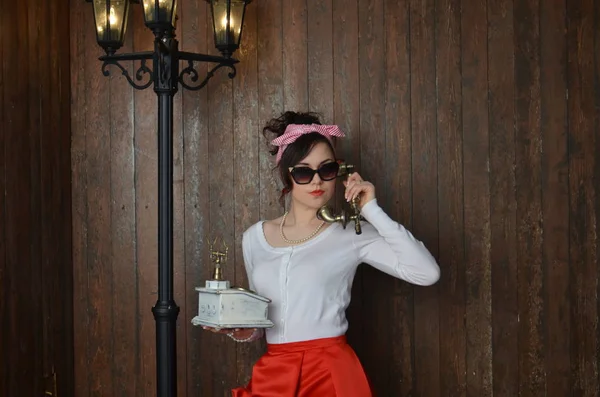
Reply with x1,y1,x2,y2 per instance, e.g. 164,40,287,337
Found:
263,111,337,206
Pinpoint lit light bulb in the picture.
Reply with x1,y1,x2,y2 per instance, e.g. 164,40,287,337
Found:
109,6,118,26
221,15,234,29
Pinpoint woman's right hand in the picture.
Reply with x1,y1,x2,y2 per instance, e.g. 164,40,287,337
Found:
202,326,257,340
201,326,230,335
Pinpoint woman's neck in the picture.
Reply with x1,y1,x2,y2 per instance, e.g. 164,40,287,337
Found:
284,202,321,227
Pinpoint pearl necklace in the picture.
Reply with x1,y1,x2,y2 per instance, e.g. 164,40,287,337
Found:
279,211,326,245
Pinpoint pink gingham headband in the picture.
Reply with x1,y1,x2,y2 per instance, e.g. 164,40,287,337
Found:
271,124,346,164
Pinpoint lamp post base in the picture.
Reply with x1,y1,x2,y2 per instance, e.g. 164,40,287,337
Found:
152,301,180,397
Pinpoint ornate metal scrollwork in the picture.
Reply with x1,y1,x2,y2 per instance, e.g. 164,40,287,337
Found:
101,58,153,90
99,49,238,93
178,60,237,91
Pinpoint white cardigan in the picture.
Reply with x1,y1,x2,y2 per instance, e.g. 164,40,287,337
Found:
242,199,440,344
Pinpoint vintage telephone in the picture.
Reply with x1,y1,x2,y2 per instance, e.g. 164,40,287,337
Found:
191,238,274,330
317,162,365,234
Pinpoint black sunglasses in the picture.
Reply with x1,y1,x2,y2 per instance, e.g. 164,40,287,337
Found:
288,162,340,185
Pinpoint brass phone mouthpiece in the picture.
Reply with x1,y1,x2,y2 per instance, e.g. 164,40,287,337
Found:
317,205,347,229
316,161,364,234
317,204,363,235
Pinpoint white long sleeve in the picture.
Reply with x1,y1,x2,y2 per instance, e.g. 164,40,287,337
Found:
242,200,439,344
353,199,440,286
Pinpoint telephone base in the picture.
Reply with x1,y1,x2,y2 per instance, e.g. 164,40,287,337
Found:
191,317,274,329
205,279,230,290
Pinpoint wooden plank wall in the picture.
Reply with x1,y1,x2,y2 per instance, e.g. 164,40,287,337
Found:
1,0,73,394
70,0,600,396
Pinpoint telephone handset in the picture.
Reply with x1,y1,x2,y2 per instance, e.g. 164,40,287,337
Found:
316,162,364,234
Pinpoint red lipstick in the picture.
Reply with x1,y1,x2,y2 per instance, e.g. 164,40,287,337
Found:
309,189,325,197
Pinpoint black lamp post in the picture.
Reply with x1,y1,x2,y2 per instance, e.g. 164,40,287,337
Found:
85,1,251,396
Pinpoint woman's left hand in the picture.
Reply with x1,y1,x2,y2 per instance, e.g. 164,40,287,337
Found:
343,172,376,209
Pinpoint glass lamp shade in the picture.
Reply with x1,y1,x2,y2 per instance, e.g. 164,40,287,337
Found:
92,0,130,54
207,0,251,57
142,0,177,29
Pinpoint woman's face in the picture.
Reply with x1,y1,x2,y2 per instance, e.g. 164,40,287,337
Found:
288,142,337,211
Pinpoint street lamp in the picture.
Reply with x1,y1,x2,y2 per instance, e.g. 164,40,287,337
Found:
208,0,249,57
91,0,130,55
85,1,252,396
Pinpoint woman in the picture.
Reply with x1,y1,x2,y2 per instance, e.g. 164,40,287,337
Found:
205,111,440,396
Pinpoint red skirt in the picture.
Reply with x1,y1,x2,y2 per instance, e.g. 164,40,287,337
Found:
232,335,373,397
